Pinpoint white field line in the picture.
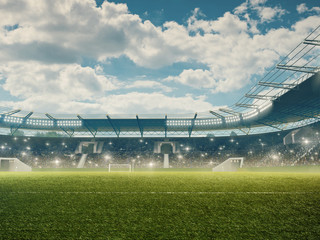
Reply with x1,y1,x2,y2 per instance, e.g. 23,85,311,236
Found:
2,191,319,194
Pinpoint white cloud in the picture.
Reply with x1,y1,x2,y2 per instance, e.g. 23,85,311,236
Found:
0,0,319,114
125,80,173,93
297,3,320,14
2,92,215,114
0,62,119,101
249,0,267,7
255,6,286,23
234,0,287,23
165,69,214,89
166,13,319,93
297,3,308,14
187,10,248,35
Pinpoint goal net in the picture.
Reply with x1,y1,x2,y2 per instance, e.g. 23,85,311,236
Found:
108,164,132,172
212,157,244,172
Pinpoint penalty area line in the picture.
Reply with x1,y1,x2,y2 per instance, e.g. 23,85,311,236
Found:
3,191,319,195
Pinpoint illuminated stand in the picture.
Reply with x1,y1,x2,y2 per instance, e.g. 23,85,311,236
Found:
75,141,104,168
154,141,179,168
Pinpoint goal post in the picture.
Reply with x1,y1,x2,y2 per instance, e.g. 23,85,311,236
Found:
212,157,244,172
108,164,132,172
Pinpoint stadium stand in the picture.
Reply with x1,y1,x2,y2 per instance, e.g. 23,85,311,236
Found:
0,122,319,169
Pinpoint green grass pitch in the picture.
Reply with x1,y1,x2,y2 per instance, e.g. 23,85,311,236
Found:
0,170,320,239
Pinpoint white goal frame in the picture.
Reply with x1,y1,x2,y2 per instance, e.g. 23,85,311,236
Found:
212,157,244,172
108,164,132,172
0,157,32,172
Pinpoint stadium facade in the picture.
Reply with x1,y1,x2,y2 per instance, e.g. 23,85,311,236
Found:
0,26,319,138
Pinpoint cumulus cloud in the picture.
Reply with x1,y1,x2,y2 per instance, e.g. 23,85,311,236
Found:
297,3,320,14
234,0,287,23
0,62,119,101
255,6,286,22
297,3,308,14
165,69,214,89
166,13,319,93
125,80,173,93
2,92,215,114
0,0,319,114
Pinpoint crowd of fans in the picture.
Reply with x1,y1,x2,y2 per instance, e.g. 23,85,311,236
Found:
0,123,319,169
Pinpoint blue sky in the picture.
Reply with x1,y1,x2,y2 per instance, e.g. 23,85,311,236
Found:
0,0,319,115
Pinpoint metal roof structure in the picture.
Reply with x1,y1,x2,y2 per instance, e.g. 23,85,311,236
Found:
0,25,319,138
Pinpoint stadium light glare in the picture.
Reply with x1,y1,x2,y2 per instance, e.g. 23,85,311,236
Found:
104,155,112,160
149,162,154,167
304,139,310,144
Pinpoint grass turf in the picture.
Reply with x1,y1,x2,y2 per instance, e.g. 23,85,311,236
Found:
0,171,320,239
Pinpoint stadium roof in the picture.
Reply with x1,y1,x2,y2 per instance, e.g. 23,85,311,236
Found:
0,25,319,138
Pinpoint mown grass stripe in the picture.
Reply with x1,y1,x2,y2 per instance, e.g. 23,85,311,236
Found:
4,191,319,194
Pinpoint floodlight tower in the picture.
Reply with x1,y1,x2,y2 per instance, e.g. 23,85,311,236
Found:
154,140,179,168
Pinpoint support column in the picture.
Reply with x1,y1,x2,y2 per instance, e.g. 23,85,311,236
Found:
164,154,169,168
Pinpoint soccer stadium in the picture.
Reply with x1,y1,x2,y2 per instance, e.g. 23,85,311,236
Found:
1,1,320,239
